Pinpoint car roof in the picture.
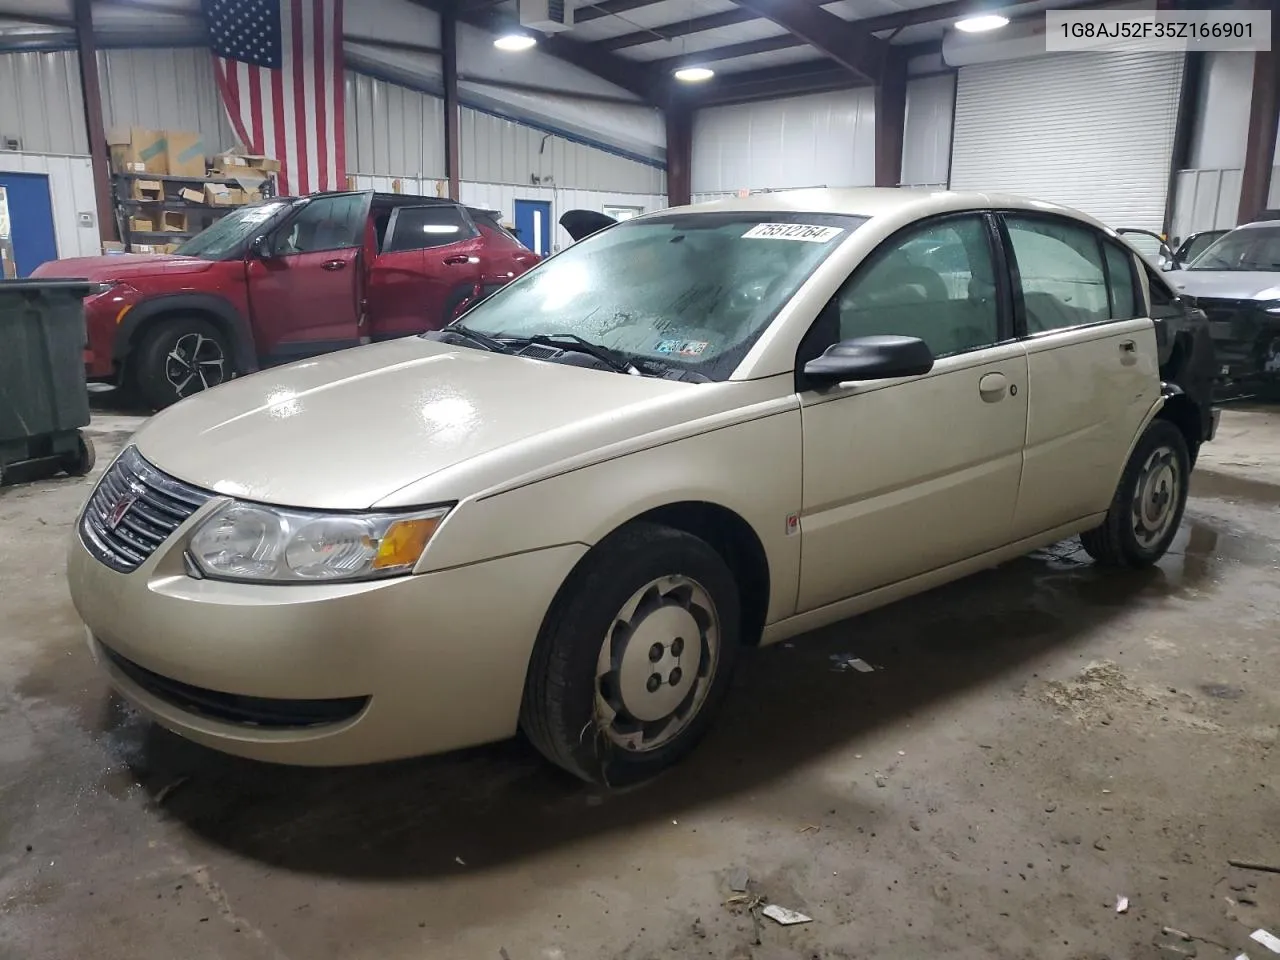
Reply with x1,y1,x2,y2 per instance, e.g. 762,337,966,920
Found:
667,187,1111,233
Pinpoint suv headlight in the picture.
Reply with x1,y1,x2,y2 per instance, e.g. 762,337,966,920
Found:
188,501,452,583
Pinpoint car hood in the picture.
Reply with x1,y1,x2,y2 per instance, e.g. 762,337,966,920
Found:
132,337,705,510
1165,269,1280,301
31,254,214,282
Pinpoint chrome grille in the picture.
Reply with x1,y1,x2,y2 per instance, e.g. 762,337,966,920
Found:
79,446,212,573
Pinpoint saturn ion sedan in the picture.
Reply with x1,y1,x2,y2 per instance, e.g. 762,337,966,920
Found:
68,188,1218,785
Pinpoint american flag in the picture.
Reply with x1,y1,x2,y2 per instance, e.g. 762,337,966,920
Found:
202,0,346,196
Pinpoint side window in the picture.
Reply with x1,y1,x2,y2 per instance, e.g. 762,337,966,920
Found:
1005,216,1110,333
833,214,1000,358
1103,242,1139,320
385,206,475,253
271,195,366,256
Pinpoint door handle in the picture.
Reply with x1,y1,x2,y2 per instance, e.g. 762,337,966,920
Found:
321,259,347,271
1119,339,1138,364
443,255,471,266
978,371,1008,402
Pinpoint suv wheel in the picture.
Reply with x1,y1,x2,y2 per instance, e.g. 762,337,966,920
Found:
1080,419,1190,568
520,522,741,786
134,317,232,410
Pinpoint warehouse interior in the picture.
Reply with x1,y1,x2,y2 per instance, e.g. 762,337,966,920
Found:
3,0,1280,958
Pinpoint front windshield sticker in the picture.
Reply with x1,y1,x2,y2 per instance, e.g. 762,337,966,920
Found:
742,223,845,243
655,338,710,356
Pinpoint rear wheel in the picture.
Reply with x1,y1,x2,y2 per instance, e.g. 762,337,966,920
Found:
134,317,232,410
62,433,96,477
520,522,741,786
1080,419,1189,568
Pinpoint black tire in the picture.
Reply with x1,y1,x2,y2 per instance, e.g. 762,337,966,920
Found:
520,522,742,786
62,433,96,477
134,317,233,411
1080,418,1190,568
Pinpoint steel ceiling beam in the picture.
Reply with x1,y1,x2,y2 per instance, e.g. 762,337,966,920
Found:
723,0,885,82
685,60,866,108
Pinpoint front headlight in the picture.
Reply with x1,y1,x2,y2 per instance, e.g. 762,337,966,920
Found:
188,501,452,583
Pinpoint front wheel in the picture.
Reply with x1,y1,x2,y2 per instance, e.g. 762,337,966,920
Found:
520,523,741,786
1080,419,1190,568
134,317,233,410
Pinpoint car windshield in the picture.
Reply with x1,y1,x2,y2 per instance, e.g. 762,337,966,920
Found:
174,201,291,259
452,212,867,381
1189,225,1280,271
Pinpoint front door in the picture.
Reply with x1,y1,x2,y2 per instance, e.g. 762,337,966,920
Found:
246,192,372,364
1000,213,1162,538
514,199,552,257
0,172,58,277
366,204,486,338
797,213,1029,612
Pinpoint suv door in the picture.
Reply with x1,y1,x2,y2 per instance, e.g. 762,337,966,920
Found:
1000,213,1161,539
796,212,1030,612
246,192,372,363
367,204,486,338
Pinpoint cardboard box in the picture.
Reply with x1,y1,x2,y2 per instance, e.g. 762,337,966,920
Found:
213,151,279,175
165,129,206,178
159,210,188,233
131,179,164,202
203,183,234,206
179,187,204,204
101,241,127,255
109,127,168,174
132,243,157,254
128,216,154,233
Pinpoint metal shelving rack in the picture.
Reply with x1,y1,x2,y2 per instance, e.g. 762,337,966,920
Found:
111,171,278,252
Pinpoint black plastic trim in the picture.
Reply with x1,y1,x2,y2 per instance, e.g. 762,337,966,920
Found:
118,293,259,376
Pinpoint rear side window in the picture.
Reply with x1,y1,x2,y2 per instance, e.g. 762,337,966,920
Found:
1005,216,1109,333
1103,242,1140,319
385,206,475,252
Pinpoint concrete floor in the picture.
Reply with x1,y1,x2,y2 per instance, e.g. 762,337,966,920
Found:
2,402,1279,960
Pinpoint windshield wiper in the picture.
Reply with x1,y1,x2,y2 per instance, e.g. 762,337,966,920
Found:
506,333,641,375
445,323,513,354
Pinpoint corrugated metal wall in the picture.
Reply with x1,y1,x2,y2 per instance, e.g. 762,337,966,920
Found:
901,73,954,188
0,152,102,259
98,48,236,152
346,71,447,180
691,89,876,194
459,107,665,195
457,181,666,252
0,51,87,155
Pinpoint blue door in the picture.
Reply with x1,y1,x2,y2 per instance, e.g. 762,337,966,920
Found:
513,199,552,257
0,172,58,277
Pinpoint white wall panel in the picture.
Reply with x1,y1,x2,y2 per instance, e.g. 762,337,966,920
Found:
1188,52,1252,171
1171,168,1243,241
691,89,875,194
900,73,954,188
98,48,236,153
459,107,665,195
0,51,86,155
952,51,1184,231
457,181,664,252
346,71,447,180
0,152,101,259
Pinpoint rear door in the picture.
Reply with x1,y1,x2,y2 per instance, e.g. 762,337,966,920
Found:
246,192,372,364
1000,212,1161,539
367,204,486,337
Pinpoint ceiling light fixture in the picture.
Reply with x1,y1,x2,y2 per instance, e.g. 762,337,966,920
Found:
494,33,537,51
674,66,714,82
954,13,1009,32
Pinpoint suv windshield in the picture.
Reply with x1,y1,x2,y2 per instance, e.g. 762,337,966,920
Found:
454,212,867,381
174,201,291,260
1189,224,1280,271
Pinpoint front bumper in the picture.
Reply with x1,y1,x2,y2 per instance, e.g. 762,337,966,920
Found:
69,528,586,765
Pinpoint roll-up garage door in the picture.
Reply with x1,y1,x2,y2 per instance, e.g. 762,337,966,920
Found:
951,51,1185,231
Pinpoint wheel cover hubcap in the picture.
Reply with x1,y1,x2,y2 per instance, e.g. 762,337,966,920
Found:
594,575,719,753
1131,444,1180,548
165,333,226,397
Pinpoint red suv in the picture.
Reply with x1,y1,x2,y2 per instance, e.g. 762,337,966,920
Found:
32,191,539,409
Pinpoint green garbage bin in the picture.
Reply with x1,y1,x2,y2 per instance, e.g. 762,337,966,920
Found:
0,279,98,485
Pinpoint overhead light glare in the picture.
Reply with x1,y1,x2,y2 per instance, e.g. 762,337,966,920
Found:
674,66,714,82
954,13,1009,32
494,33,537,51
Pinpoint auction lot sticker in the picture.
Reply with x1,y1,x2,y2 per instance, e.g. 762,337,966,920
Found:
742,223,845,243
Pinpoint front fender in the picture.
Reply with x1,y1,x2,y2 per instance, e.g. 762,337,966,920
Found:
120,293,258,375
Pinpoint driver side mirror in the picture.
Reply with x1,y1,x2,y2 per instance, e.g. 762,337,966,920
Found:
802,335,935,389
248,234,272,259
